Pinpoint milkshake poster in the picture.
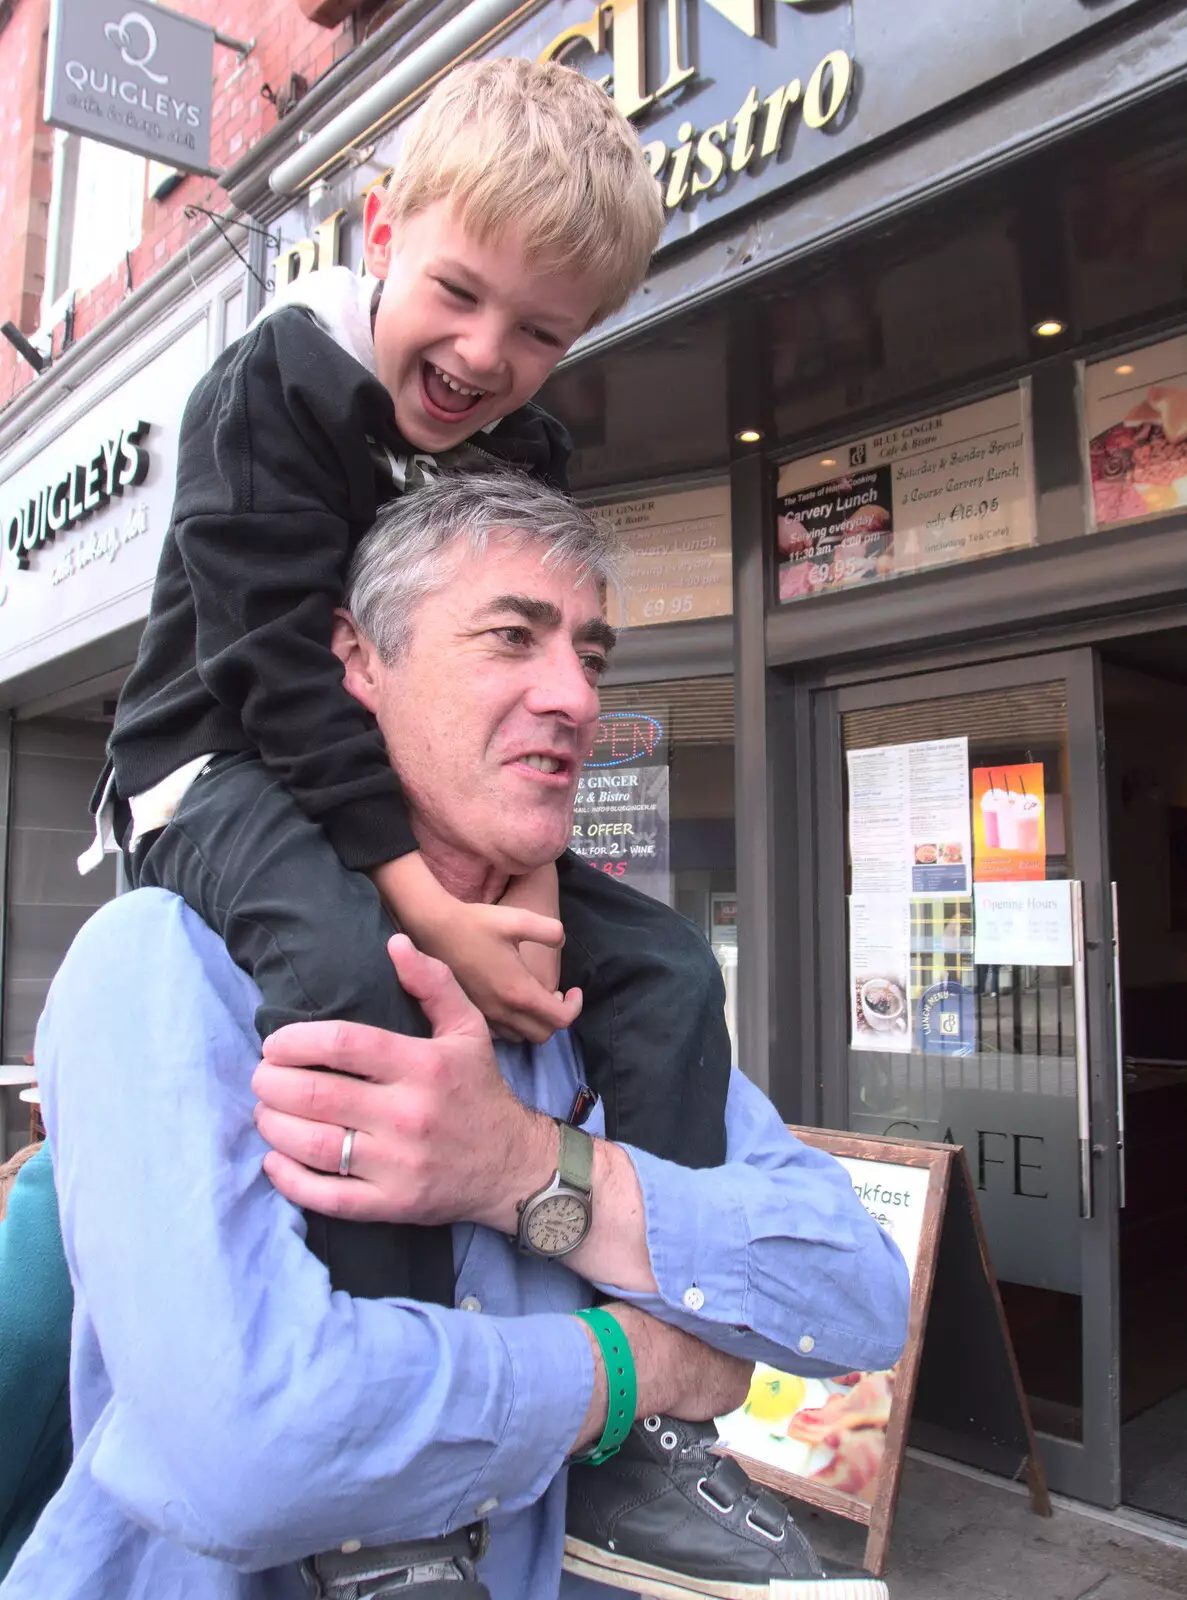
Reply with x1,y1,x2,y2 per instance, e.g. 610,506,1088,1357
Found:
972,764,1046,883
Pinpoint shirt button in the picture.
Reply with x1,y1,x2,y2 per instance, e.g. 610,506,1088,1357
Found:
475,1497,499,1516
682,1286,705,1311
460,1295,482,1312
340,1539,362,1554
798,1334,816,1354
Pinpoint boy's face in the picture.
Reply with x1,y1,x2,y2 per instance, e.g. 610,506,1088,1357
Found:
363,193,604,451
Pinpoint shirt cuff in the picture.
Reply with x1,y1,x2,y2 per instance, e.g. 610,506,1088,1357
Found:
446,1309,595,1526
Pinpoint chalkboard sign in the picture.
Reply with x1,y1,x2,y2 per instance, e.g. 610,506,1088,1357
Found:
715,1129,1049,1575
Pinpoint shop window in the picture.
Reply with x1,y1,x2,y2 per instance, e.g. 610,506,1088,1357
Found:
592,482,732,629
43,130,146,312
541,310,729,494
571,675,738,1061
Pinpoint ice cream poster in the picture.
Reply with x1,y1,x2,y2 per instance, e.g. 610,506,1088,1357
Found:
715,1154,930,1508
972,764,1046,883
1083,334,1187,530
776,387,1036,601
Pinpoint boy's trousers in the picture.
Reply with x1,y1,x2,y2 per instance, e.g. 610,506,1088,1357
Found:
131,752,730,1306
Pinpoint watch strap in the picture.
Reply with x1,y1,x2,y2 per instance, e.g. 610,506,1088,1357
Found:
557,1120,593,1195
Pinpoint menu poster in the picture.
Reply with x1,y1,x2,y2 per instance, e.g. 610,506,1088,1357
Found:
570,710,671,905
972,763,1046,883
850,895,912,1054
777,387,1035,601
1083,334,1187,529
910,897,975,1056
596,485,732,628
847,738,971,897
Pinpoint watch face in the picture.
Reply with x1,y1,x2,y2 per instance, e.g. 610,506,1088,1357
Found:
524,1192,589,1256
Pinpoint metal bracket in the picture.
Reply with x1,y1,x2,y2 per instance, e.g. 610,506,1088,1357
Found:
213,30,255,64
183,206,280,297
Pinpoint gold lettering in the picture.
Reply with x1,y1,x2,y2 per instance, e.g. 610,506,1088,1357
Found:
641,139,669,180
730,85,761,171
273,236,316,287
702,0,759,37
653,0,695,100
760,79,801,159
690,120,729,195
803,49,852,129
665,120,696,207
538,2,611,96
313,209,344,271
604,0,650,118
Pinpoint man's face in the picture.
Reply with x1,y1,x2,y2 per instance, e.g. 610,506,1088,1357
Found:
360,536,614,884
363,194,604,453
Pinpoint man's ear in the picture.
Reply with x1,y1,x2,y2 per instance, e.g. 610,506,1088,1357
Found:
362,187,393,280
331,609,384,714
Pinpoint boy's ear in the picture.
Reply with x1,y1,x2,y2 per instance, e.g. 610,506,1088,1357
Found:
362,188,393,280
331,609,383,714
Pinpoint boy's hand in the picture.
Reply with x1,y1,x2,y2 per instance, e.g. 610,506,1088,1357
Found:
372,853,583,1043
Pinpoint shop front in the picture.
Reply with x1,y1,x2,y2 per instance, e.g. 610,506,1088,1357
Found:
0,254,250,1148
523,0,1187,1523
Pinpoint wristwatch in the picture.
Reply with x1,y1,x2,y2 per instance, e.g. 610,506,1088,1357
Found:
515,1121,594,1258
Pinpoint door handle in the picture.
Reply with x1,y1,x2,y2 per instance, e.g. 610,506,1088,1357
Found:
1111,882,1126,1210
1070,880,1092,1220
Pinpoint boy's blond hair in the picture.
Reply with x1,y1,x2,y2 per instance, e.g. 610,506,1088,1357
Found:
382,57,664,322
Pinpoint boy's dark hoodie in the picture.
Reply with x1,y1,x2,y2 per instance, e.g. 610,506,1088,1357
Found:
109,267,571,869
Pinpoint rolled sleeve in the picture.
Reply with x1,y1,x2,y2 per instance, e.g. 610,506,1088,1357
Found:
596,1070,910,1379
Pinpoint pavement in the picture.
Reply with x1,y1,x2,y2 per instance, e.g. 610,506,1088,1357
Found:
799,1453,1187,1600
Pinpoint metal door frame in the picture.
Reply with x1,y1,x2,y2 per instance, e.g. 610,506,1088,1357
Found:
807,645,1121,1506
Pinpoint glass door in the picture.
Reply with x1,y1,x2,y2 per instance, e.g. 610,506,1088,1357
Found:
814,649,1121,1505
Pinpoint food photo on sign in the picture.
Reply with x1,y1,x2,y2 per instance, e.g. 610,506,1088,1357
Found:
1083,333,1187,528
716,1153,929,1508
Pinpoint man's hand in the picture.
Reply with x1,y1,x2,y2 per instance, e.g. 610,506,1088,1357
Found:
372,853,582,1043
251,935,557,1229
572,1303,753,1455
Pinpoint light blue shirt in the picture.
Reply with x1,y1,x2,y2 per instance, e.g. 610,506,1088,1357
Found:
2,890,908,1600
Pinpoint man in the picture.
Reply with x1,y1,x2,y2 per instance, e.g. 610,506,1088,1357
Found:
4,473,909,1600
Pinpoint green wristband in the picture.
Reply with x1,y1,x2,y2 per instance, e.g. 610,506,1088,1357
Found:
573,1308,636,1466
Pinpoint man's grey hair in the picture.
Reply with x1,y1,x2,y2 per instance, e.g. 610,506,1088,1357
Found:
346,469,622,662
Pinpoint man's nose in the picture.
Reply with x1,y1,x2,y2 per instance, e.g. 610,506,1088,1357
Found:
525,644,600,725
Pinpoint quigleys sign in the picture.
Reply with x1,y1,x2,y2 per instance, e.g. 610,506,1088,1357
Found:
3,422,150,571
44,0,216,172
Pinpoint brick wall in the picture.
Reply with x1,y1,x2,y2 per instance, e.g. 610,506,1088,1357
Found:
0,0,379,411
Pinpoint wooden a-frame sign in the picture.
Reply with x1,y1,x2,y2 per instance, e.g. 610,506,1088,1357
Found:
715,1129,1051,1577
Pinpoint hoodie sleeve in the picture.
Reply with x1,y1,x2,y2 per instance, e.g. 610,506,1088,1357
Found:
171,310,418,870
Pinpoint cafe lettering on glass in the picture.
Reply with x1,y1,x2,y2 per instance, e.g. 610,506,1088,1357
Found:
570,711,672,904
597,485,732,628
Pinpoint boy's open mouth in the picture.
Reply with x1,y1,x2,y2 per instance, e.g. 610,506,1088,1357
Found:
421,361,488,422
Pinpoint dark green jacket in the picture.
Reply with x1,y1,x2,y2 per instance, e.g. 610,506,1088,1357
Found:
0,1144,72,1578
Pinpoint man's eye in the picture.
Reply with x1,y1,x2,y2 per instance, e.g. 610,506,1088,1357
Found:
494,625,532,647
581,653,608,679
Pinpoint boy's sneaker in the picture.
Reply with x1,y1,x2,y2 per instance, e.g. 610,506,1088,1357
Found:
564,1416,888,1599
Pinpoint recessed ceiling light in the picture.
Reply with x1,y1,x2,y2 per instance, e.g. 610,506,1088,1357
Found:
1032,319,1067,338
1114,363,1134,376
736,429,762,443
821,457,837,467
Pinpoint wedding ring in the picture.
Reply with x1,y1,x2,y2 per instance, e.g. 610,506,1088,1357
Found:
338,1127,356,1178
